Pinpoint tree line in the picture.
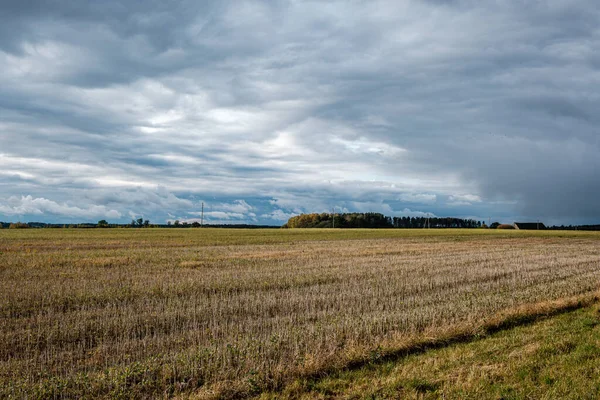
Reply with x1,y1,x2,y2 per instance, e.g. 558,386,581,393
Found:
284,213,393,229
283,213,483,229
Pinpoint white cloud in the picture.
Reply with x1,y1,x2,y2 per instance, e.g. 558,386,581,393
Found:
187,200,255,221
396,208,436,218
448,194,482,206
203,211,245,220
261,209,297,221
0,195,121,219
330,136,406,156
216,200,254,213
90,187,194,211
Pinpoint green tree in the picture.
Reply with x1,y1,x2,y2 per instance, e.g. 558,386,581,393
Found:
97,220,109,228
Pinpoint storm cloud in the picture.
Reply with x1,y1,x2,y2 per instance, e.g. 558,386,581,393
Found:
1,0,599,225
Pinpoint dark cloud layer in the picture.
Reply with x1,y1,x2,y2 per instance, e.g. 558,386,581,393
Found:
1,0,599,225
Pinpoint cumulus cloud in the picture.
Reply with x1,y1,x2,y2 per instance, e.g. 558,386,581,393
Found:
203,211,245,220
261,209,298,222
185,199,257,224
0,195,121,219
447,194,482,206
348,201,394,214
1,1,599,224
396,208,436,218
215,200,254,214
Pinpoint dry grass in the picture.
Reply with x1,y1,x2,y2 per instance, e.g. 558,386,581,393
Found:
264,303,600,399
1,228,599,398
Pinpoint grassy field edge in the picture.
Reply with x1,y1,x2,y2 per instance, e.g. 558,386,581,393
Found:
191,291,600,399
261,299,600,399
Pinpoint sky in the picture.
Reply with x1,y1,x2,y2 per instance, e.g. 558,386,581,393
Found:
1,0,599,226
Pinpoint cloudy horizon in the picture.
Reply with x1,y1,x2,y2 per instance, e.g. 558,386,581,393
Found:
1,1,599,226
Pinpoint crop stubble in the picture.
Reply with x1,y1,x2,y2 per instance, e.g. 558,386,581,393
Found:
0,229,599,398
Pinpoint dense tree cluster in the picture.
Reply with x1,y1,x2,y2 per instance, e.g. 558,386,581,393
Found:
284,213,392,228
129,218,151,228
283,213,482,229
392,216,481,229
8,222,29,229
284,213,483,229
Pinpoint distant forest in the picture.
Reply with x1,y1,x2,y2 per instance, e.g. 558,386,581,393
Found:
283,213,481,229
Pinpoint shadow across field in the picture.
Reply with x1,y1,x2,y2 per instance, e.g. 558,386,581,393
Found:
262,296,600,400
309,294,598,381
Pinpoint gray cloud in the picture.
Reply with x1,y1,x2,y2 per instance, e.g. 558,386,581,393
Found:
1,0,599,225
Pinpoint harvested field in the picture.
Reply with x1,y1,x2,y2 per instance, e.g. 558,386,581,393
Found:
1,229,599,398
261,304,600,399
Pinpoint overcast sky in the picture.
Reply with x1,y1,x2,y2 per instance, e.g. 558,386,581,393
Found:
1,0,599,226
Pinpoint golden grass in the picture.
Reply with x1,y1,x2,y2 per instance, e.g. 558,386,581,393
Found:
1,229,599,398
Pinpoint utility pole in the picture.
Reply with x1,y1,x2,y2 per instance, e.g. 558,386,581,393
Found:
201,202,204,227
332,207,335,228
